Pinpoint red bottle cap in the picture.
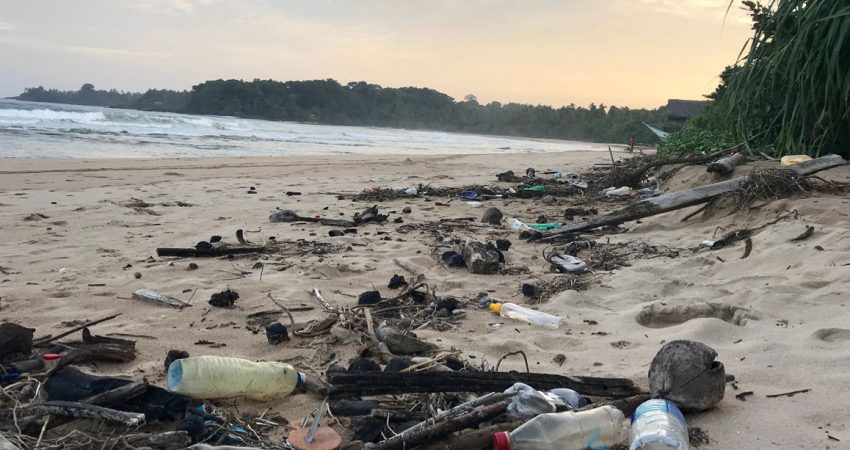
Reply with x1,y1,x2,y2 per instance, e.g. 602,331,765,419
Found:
493,431,511,450
42,353,61,361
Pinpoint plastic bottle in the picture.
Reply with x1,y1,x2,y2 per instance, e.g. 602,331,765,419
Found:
507,218,531,231
629,399,689,450
167,356,305,401
493,405,628,450
504,383,588,419
489,303,560,329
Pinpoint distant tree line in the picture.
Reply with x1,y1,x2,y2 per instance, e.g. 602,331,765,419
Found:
16,79,679,144
17,84,142,107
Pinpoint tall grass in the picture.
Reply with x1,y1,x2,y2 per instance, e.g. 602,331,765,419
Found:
718,0,850,157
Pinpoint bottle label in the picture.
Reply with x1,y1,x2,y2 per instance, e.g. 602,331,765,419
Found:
632,400,686,425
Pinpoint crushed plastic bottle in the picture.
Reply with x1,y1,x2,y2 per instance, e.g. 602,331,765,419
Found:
550,255,587,274
504,383,588,419
489,302,560,329
167,356,305,401
604,186,631,197
629,399,689,450
493,405,628,450
404,187,418,196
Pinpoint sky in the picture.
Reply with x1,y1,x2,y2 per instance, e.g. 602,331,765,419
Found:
0,0,753,108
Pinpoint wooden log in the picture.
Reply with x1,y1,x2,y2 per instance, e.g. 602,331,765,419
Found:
328,371,639,398
459,241,502,274
0,401,145,426
540,154,846,240
156,246,264,257
707,153,746,175
132,289,190,308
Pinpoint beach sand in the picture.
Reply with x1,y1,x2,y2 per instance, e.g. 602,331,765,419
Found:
1,150,849,448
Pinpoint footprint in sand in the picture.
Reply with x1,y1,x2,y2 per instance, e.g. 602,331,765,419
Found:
637,302,756,328
813,328,850,342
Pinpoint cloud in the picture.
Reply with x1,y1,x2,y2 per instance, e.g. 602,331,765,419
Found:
632,0,747,20
0,36,171,59
130,0,218,13
0,22,15,31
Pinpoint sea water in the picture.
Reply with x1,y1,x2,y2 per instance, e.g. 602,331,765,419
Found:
0,99,608,159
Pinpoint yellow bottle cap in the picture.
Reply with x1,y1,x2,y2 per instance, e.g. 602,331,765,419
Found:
488,303,502,313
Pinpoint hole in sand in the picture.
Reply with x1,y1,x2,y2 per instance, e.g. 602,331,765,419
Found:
813,328,850,342
636,302,755,328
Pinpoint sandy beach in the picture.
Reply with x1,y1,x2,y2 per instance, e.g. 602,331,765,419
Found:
2,150,850,448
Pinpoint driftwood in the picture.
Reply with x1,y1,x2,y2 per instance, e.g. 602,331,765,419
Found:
417,394,650,450
634,145,741,179
540,154,846,240
33,314,121,347
55,343,136,372
105,431,190,449
0,401,145,426
367,398,511,450
82,327,136,348
156,246,264,257
459,241,502,274
707,153,746,175
329,371,639,398
132,289,190,309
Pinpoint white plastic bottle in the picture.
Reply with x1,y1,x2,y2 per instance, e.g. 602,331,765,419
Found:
629,399,689,450
493,405,628,450
167,356,305,401
489,302,560,329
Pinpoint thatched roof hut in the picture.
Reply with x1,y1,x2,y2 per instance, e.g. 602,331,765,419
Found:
666,99,709,121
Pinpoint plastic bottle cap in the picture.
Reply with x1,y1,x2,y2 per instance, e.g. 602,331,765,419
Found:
493,432,511,450
42,353,61,361
488,303,502,314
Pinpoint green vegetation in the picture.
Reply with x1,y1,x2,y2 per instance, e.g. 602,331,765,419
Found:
16,79,678,146
657,129,736,159
17,84,141,107
697,0,850,157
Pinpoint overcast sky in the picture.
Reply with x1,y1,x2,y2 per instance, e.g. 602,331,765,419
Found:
0,0,752,108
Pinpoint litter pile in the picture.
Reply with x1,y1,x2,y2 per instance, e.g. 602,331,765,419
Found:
3,152,846,449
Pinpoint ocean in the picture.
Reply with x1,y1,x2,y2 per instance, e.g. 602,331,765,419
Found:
0,99,607,159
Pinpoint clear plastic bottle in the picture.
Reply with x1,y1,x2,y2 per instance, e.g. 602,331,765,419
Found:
167,356,305,401
489,302,560,329
493,405,628,450
629,399,689,450
507,218,531,231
